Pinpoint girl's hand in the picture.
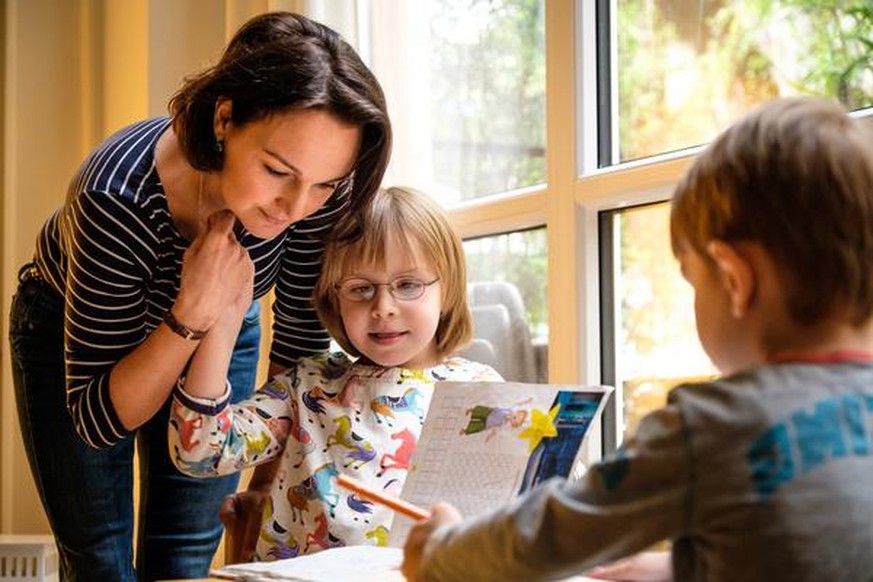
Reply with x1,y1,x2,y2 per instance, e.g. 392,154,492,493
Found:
174,210,252,331
401,503,463,582
584,551,672,581
220,489,269,564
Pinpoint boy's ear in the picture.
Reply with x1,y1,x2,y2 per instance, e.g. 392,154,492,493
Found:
706,240,754,318
213,99,233,141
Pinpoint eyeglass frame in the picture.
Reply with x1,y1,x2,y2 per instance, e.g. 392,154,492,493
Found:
334,276,440,302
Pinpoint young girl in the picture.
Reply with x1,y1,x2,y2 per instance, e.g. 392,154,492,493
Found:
168,186,502,560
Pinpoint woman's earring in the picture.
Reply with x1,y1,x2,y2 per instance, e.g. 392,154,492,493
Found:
215,139,224,154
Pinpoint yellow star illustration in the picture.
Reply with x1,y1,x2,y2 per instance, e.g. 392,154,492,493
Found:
518,404,560,453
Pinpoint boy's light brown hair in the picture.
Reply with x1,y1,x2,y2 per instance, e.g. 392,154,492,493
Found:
313,186,473,360
671,97,873,325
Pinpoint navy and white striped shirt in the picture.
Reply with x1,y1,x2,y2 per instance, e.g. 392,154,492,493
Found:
33,118,348,448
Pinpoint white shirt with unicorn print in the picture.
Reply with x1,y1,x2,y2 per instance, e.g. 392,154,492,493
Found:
169,352,501,561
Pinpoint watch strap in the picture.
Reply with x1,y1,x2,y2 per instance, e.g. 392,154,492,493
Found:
163,309,207,340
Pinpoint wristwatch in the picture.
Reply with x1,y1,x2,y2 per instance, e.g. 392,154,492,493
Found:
163,309,207,340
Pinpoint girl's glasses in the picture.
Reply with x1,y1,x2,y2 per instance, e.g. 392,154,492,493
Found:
335,276,439,302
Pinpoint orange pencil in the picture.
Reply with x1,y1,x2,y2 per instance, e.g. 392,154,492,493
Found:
336,474,431,521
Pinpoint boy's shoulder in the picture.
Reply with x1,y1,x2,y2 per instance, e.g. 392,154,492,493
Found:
667,360,873,429
671,360,873,395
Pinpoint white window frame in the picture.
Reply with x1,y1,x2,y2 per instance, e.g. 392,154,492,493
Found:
304,0,873,454
441,1,699,454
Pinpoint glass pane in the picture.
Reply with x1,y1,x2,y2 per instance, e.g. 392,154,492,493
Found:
462,228,548,383
365,0,546,204
617,1,873,162
614,202,716,438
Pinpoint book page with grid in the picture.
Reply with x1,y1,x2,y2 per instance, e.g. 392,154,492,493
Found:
388,381,612,546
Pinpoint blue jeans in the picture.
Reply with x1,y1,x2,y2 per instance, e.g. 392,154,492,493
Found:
8,266,261,581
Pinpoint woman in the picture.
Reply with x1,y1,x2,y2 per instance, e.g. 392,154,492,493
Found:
8,11,390,581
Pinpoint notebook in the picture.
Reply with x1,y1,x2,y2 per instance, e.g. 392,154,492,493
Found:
388,380,612,546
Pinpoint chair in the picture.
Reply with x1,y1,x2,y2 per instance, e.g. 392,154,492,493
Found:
220,490,267,565
463,281,538,383
457,337,499,369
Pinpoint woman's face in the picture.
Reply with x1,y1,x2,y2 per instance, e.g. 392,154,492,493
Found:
215,103,362,239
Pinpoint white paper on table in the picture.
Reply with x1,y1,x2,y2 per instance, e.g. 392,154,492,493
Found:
210,545,404,581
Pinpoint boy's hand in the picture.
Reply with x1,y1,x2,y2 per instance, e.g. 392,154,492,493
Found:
401,503,463,582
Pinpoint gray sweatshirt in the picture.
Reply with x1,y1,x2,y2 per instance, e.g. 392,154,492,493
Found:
421,361,873,581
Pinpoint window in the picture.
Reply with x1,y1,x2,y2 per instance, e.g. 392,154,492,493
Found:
600,0,873,448
362,0,546,203
463,229,548,383
615,1,873,162
315,0,873,454
601,201,716,442
355,0,548,383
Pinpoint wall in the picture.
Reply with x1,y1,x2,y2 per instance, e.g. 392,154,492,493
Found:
2,0,92,535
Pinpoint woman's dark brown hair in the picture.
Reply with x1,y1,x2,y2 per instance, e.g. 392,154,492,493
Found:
169,11,391,225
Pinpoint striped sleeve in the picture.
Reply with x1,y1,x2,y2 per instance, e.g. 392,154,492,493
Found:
269,189,351,367
62,190,157,448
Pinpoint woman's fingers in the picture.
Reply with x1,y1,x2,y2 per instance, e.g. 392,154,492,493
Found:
175,211,253,329
206,209,236,238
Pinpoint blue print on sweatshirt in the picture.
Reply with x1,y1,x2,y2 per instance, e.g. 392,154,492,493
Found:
747,393,873,496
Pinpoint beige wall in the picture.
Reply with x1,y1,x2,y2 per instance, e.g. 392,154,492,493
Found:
0,0,292,537
2,0,91,535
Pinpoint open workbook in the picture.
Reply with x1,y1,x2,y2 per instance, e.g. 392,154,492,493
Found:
211,381,612,581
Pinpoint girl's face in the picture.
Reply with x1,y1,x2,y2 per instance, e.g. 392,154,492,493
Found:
215,103,361,239
338,236,443,369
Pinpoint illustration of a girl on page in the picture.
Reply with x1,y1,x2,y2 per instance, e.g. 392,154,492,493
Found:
458,397,533,441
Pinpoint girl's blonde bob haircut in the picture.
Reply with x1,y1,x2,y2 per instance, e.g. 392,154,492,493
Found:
313,187,473,361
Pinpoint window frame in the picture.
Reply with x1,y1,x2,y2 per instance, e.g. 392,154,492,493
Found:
354,0,873,455
440,2,698,452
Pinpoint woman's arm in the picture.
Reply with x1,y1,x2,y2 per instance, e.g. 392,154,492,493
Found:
109,210,252,426
178,214,255,401
62,193,251,448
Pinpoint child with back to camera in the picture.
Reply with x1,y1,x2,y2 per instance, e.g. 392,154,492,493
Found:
169,186,502,561
402,97,873,581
